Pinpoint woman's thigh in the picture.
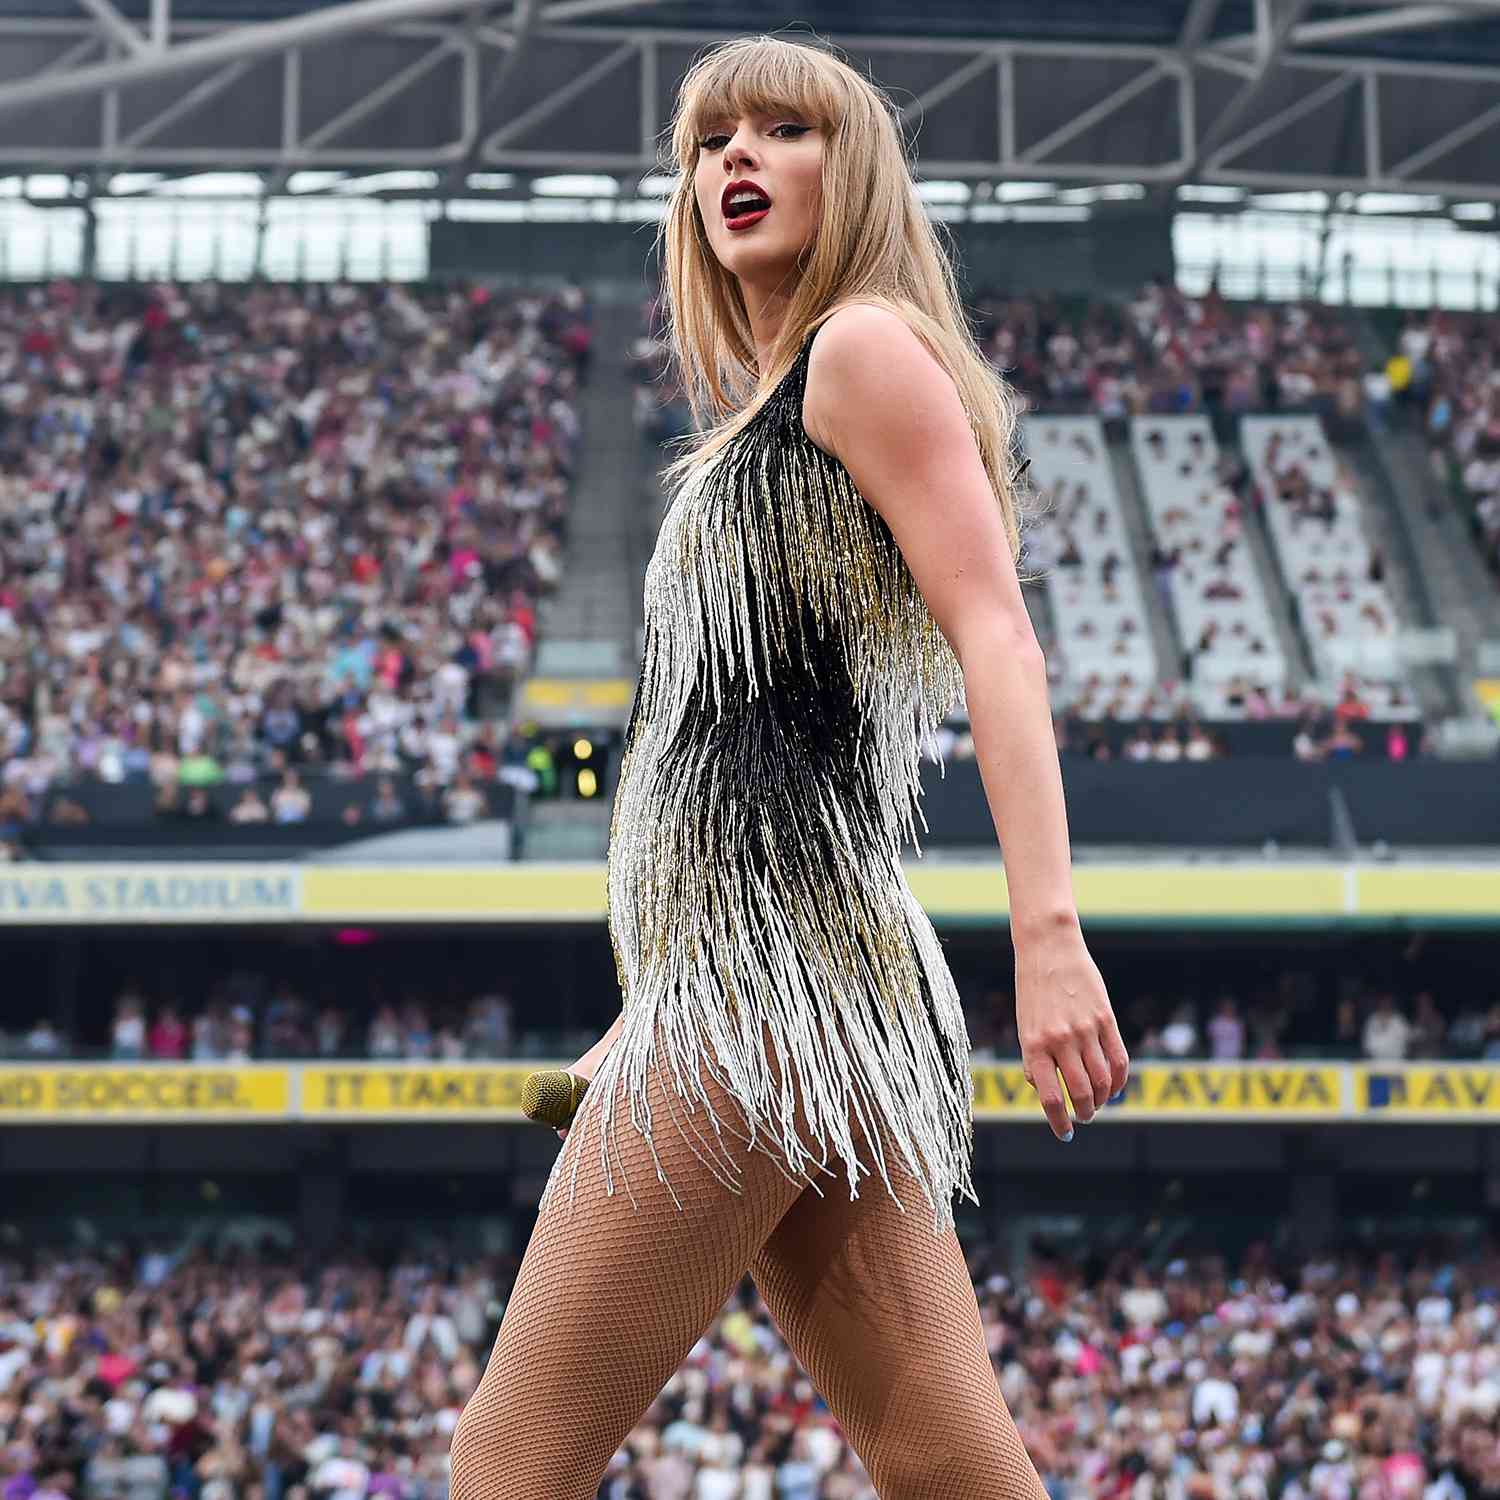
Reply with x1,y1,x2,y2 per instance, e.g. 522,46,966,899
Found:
749,1153,1047,1500
449,1024,812,1500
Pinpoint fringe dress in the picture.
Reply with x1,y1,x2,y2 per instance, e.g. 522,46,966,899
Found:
539,323,978,1236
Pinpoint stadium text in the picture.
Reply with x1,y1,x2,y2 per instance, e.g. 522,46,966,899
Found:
971,1064,1344,1117
0,870,298,922
304,1068,532,1116
0,1068,290,1118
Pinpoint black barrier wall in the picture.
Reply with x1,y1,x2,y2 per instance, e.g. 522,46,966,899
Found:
917,758,1500,849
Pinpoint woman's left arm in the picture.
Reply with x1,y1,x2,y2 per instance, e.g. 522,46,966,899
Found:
803,304,1130,1138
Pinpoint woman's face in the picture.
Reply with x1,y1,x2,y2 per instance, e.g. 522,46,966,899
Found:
692,104,824,298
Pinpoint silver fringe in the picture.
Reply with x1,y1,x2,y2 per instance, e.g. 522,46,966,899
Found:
539,333,977,1236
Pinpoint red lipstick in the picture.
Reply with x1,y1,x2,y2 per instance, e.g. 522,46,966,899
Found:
722,177,772,230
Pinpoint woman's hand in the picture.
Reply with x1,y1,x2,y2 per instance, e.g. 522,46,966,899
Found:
1015,922,1129,1140
555,1014,623,1142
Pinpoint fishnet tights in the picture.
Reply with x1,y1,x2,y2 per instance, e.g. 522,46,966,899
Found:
449,1027,1049,1500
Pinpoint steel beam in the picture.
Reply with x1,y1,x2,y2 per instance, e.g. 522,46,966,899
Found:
481,37,638,154
1183,0,1316,178
0,0,479,115
1205,69,1359,168
468,0,541,146
540,0,680,16
121,58,252,147
998,50,1016,162
1208,165,1500,200
76,0,147,56
37,34,104,75
1331,0,1500,8
301,37,462,150
898,50,998,126
640,32,658,162
1178,0,1229,50
1016,61,1172,164
1386,95,1500,177
2,13,1500,195
1212,4,1493,49
282,48,299,152
1363,69,1380,182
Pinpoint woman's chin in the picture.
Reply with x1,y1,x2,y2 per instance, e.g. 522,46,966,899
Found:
718,245,796,283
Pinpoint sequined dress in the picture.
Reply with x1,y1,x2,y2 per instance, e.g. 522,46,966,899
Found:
539,323,977,1235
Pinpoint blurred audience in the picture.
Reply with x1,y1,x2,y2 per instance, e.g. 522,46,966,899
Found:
0,279,591,806
1,1235,1497,1500
1395,310,1500,584
4,971,1498,1065
969,278,1364,429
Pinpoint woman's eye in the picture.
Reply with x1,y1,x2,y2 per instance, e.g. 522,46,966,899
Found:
699,123,809,150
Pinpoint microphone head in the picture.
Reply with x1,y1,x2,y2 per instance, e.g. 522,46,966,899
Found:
522,1069,586,1127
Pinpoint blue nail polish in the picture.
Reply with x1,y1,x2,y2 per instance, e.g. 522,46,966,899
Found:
1063,1127,1074,1142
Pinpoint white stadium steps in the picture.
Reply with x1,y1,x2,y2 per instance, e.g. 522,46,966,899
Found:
1129,415,1292,720
1240,414,1420,721
1023,416,1159,721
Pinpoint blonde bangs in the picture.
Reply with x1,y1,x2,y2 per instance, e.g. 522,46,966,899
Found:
673,38,844,170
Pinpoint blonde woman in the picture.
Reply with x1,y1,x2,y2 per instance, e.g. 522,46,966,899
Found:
451,33,1129,1498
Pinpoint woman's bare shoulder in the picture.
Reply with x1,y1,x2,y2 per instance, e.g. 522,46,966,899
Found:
802,303,948,457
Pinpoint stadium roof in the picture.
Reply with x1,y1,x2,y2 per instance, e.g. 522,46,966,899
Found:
3,0,1500,204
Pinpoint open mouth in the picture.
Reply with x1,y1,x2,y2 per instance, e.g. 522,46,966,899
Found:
723,182,772,230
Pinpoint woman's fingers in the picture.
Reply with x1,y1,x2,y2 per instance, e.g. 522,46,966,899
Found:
1026,1047,1074,1140
1105,1017,1131,1099
1027,1022,1125,1137
1079,1030,1116,1114
1057,1043,1097,1125
556,1125,568,1142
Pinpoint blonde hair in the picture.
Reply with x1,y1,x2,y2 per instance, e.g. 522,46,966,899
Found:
655,32,1029,561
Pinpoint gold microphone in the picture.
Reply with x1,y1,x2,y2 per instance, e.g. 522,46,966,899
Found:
521,1069,589,1128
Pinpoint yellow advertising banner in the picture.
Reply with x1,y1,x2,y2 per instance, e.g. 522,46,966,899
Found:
0,1062,1492,1123
1357,1064,1500,1118
0,860,1496,927
0,1066,291,1121
972,1062,1346,1119
301,1066,536,1119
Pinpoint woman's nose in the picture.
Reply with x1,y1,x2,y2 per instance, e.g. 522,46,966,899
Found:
724,135,758,171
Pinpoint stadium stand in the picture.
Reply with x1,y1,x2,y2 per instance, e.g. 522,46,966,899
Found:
1129,417,1293,719
1240,416,1418,721
1025,417,1160,721
0,281,589,815
1,1238,1498,1500
1407,312,1500,586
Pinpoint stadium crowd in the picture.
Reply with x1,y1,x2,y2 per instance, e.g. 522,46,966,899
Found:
1384,310,1500,585
0,1233,1496,1500
4,969,1498,1066
0,279,592,804
628,280,1363,440
970,280,1365,431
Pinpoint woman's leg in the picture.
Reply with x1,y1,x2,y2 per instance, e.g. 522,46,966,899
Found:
750,1145,1048,1500
449,1026,811,1500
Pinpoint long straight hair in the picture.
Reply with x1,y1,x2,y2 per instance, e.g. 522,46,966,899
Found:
655,33,1029,561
